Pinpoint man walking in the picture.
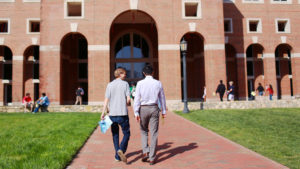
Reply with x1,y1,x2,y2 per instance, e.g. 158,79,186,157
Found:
216,80,226,101
101,68,131,163
134,65,166,165
75,86,84,105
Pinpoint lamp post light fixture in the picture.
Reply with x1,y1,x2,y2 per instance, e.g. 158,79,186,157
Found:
180,38,189,113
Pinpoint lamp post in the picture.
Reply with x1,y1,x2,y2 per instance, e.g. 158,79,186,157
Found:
180,38,189,113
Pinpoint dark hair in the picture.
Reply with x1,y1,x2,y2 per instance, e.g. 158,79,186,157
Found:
142,65,153,75
42,93,46,96
269,84,273,90
220,80,223,84
26,93,30,96
258,83,262,86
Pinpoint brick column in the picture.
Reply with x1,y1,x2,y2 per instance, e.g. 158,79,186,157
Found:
88,46,110,105
158,46,181,101
204,45,227,101
292,53,300,98
12,56,24,105
263,53,277,98
236,53,247,100
39,46,60,105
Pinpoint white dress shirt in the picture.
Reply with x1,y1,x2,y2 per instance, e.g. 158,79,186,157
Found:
134,76,166,116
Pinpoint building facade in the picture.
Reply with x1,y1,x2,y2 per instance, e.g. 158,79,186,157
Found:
0,0,299,105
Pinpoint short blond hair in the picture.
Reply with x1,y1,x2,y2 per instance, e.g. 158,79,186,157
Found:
114,68,126,78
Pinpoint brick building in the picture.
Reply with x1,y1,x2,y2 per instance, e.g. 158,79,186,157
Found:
0,0,299,105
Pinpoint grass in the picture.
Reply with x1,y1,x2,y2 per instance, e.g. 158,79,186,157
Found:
176,108,300,169
0,113,100,169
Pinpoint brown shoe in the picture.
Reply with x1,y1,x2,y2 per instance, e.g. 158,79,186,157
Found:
117,150,127,163
141,153,149,162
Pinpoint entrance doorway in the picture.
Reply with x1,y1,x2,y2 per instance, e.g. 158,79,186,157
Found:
60,33,88,105
180,33,205,101
110,10,158,84
0,46,13,105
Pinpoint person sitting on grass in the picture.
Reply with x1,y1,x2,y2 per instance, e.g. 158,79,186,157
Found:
22,93,33,112
33,93,50,113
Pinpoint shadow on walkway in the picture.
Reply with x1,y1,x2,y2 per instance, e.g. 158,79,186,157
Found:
126,142,198,164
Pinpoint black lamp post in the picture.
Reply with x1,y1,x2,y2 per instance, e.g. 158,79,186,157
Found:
180,38,189,113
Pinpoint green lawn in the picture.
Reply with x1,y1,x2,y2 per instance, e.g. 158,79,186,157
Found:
0,113,100,169
176,108,300,169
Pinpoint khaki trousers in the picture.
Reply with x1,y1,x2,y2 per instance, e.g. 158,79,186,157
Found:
139,105,160,161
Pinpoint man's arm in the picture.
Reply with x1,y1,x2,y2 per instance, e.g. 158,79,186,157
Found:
133,83,141,119
101,98,109,120
158,82,167,118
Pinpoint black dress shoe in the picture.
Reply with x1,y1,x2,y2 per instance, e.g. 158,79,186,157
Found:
141,153,149,162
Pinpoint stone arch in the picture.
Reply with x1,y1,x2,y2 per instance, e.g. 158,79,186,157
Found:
0,45,13,105
246,44,264,100
110,10,158,83
180,32,205,101
275,44,293,99
60,32,88,105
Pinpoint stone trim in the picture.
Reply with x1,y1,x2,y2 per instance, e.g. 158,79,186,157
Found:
13,56,24,61
129,0,138,9
23,0,40,2
236,53,245,58
158,44,180,50
292,53,300,58
2,80,11,84
88,101,104,105
31,37,38,45
88,45,110,51
0,37,4,45
263,53,275,58
189,22,196,32
204,44,225,50
32,79,40,83
40,45,60,51
0,0,15,2
70,23,78,32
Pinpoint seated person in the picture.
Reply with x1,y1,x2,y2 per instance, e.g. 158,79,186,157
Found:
33,93,50,113
22,93,33,112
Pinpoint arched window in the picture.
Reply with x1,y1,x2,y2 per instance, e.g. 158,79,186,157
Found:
113,32,153,82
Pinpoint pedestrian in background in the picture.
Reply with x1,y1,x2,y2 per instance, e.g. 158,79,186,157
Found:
266,84,274,100
216,80,226,101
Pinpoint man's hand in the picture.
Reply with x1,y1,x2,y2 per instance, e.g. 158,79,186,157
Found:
135,115,140,122
162,114,166,119
101,113,105,120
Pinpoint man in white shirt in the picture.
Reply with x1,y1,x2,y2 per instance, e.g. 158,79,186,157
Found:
134,65,166,165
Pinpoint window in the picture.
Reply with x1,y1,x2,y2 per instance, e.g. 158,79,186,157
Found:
27,19,40,34
243,0,264,3
65,0,84,19
271,0,292,4
247,19,262,33
0,19,9,34
224,18,233,33
182,0,201,19
276,19,290,33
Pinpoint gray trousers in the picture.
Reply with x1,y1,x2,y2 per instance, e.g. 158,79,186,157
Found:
139,105,160,161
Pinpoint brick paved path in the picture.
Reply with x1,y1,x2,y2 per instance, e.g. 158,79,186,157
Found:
67,108,288,169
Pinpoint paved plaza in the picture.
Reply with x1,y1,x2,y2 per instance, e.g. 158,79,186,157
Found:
67,108,288,169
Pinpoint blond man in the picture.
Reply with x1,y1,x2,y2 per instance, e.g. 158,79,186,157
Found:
101,68,131,163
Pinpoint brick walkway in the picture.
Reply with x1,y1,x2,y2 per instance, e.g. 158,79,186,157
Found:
67,108,288,169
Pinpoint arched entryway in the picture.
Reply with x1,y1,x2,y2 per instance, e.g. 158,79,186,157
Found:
225,44,239,100
23,45,40,100
0,46,13,105
180,33,205,101
246,44,264,100
60,33,88,105
110,10,158,83
275,44,293,99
